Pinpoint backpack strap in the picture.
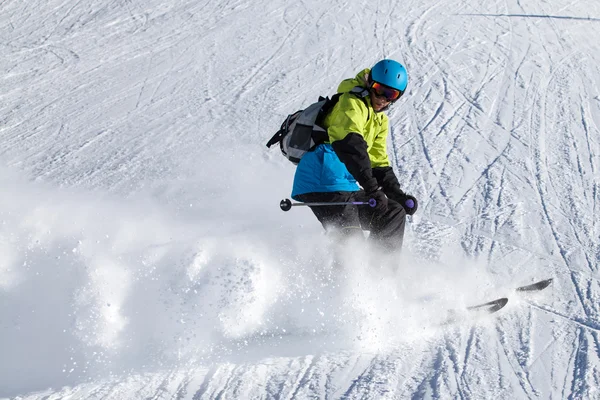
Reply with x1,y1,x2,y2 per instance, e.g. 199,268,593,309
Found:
266,111,299,148
348,86,370,120
349,86,369,98
266,128,284,148
315,86,370,126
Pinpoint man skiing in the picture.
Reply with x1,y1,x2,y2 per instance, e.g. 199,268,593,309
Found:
292,59,417,251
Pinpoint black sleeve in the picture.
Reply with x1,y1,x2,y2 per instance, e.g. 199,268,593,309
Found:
331,133,379,193
372,166,405,200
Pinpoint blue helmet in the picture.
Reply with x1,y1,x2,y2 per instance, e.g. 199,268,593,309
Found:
370,59,408,92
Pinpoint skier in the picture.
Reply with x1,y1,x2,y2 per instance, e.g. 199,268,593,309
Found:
292,59,418,252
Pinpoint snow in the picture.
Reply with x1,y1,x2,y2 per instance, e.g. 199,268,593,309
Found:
1,0,600,398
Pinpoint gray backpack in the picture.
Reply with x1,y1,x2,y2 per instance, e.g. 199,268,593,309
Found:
266,87,369,165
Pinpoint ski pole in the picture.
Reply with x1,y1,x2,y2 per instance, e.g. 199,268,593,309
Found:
279,198,377,212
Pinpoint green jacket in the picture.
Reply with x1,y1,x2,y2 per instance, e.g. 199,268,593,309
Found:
323,68,391,169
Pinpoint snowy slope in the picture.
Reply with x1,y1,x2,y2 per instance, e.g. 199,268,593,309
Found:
2,0,600,398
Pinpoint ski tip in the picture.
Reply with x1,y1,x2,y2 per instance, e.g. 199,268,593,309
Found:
516,278,553,292
490,297,509,312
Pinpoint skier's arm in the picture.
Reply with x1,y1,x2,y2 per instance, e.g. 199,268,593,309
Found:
369,120,405,199
368,117,390,168
372,166,404,200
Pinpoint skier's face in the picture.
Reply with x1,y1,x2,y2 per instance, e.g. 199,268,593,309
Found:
369,81,403,111
370,92,391,111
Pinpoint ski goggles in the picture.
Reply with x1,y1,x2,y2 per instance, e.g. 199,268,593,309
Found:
370,81,404,101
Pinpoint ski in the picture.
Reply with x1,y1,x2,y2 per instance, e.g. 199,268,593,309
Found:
467,297,508,314
516,278,553,292
441,297,507,326
463,278,553,317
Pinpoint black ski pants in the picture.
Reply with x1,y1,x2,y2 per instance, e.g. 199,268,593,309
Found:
296,191,406,251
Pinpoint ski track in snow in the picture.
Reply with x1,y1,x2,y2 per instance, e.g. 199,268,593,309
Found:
2,0,600,398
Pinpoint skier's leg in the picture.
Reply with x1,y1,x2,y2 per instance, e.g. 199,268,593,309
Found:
295,192,363,240
295,192,364,274
358,196,407,252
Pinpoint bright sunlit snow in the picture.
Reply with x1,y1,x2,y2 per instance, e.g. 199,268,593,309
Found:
2,0,600,399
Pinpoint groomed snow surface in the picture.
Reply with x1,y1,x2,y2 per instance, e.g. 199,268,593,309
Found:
2,0,600,398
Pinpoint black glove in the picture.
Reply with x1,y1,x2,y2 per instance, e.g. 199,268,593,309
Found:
398,194,418,215
366,188,388,213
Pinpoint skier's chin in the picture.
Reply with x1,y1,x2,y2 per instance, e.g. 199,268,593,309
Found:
372,99,390,112
373,103,388,112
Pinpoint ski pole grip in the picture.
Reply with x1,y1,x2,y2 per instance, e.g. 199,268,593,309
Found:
280,199,293,212
368,198,377,208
